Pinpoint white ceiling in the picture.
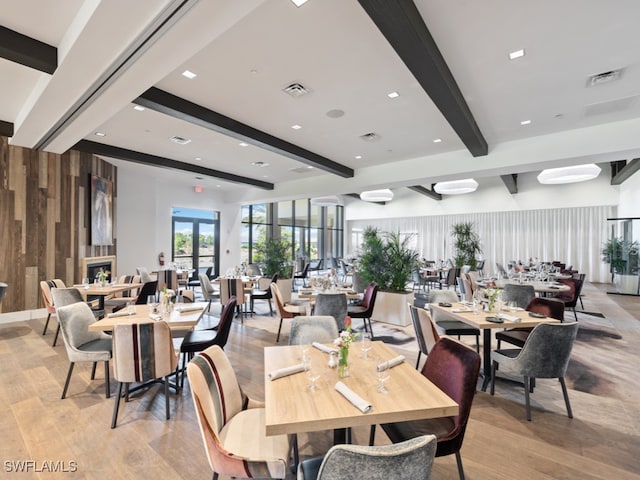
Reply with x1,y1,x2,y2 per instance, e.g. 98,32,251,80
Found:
2,0,640,203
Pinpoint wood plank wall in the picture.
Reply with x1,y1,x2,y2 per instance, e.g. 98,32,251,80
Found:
0,135,116,313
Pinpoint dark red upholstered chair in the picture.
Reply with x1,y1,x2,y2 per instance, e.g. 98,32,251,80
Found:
496,297,565,348
347,282,378,336
370,338,481,480
556,277,584,321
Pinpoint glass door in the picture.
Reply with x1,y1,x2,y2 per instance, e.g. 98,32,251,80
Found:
172,208,220,279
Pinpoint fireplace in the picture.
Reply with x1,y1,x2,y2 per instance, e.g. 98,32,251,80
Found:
81,256,116,282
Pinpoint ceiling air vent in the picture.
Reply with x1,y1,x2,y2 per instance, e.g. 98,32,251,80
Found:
586,68,623,87
282,82,311,98
360,132,381,142
169,135,192,145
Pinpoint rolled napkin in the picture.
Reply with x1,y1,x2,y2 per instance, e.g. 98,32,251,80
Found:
377,355,406,372
335,381,372,413
452,307,471,313
149,314,163,321
312,342,339,354
175,305,202,313
500,314,521,322
268,364,305,381
107,310,134,318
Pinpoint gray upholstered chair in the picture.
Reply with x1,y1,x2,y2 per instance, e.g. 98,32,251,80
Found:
428,290,479,353
490,321,579,421
272,282,309,342
408,304,440,369
298,434,437,480
314,293,348,331
40,279,67,346
289,316,339,345
199,273,219,312
0,281,7,304
502,283,535,309
188,345,292,480
55,302,112,399
136,266,152,283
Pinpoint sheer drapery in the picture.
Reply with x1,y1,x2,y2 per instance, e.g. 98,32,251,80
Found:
347,206,613,283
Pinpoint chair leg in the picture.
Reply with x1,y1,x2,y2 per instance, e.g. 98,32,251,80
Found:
111,382,124,428
524,376,532,421
415,351,422,370
104,361,110,398
61,362,75,399
212,472,219,480
490,361,497,395
559,377,573,418
268,298,273,316
369,425,376,446
164,375,170,420
455,451,466,480
475,334,480,353
53,323,61,346
91,362,97,380
180,352,187,390
292,433,299,472
573,306,578,321
276,318,284,343
42,313,51,335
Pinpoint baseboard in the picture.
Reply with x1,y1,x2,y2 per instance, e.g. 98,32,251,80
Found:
0,308,46,325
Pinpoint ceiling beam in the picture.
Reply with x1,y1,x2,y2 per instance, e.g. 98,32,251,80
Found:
72,140,274,190
135,88,354,178
357,0,488,157
0,120,14,138
0,26,57,74
407,185,442,201
500,174,518,194
611,159,640,185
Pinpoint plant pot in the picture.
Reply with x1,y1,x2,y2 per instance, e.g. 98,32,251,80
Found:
613,274,639,294
372,290,414,327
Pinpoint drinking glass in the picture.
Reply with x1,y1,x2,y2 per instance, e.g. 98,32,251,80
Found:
508,300,518,312
147,295,159,314
376,365,390,393
360,332,372,360
82,277,90,290
304,358,320,391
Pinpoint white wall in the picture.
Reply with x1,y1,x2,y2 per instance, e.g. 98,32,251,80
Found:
618,169,640,218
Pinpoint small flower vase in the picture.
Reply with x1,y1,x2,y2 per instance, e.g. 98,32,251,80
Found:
338,346,349,378
100,277,107,288
487,297,495,312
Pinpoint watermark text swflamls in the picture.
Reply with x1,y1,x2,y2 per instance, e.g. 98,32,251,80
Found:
4,460,78,473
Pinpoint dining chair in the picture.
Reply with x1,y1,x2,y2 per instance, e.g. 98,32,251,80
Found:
556,277,585,321
271,282,308,342
408,303,440,370
54,301,112,400
111,280,158,312
490,322,579,421
199,272,219,312
496,297,565,348
0,281,6,305
298,434,437,480
104,274,141,310
313,292,348,330
188,266,213,290
220,278,246,318
502,283,535,309
346,281,378,336
136,266,153,283
187,344,292,480
245,262,262,276
289,315,339,345
294,261,310,288
370,338,481,480
250,273,278,315
40,279,67,346
428,290,479,353
111,320,179,428
178,296,237,388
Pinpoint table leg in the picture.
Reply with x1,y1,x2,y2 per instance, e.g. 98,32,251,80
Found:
481,328,492,392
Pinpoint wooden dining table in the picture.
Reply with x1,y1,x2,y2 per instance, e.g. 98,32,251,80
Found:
475,278,571,295
430,302,561,391
74,282,141,310
264,341,458,438
88,302,208,332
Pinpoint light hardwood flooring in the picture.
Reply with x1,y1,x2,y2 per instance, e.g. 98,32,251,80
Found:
1,283,639,479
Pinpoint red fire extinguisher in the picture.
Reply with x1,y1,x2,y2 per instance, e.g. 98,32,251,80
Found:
158,252,165,266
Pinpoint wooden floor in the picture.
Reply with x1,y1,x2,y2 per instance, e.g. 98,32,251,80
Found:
1,283,639,479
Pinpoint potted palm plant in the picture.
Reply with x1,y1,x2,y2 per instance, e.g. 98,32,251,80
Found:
601,237,639,294
451,222,482,270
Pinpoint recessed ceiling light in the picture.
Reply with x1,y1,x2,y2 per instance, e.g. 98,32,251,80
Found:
509,49,525,60
251,161,270,168
94,132,106,137
520,120,531,125
215,184,221,188
195,157,201,161
537,164,601,184
290,0,308,6
182,70,197,79
291,124,302,130
387,91,400,99
133,105,145,112
433,138,442,143
355,155,362,159
434,179,478,195
239,142,249,147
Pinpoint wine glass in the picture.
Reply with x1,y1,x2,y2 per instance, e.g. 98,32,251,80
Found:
147,295,159,314
376,365,390,393
360,332,372,360
82,277,90,290
304,358,320,391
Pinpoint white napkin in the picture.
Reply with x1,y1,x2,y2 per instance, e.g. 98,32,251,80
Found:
452,308,471,313
149,314,162,321
175,305,202,313
335,381,371,413
268,364,305,381
312,342,339,354
500,314,521,322
107,310,133,318
377,355,405,372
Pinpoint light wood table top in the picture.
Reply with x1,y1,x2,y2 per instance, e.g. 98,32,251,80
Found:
75,282,142,297
88,302,208,332
297,288,361,301
264,341,458,436
476,279,570,294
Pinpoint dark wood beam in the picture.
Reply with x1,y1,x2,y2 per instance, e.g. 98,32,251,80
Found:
0,120,14,138
611,159,640,185
501,174,518,194
0,26,57,74
407,185,442,201
346,193,387,205
135,88,354,179
357,0,488,157
72,140,274,190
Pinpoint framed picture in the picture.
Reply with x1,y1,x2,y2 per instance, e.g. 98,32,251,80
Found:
90,174,113,246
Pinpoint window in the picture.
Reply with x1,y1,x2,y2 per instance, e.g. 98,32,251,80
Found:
172,207,220,278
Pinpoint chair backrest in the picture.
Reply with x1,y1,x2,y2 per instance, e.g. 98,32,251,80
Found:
220,278,245,305
422,338,480,451
212,296,237,349
112,321,178,383
289,316,339,345
316,434,437,480
557,278,584,307
187,345,252,477
526,297,565,321
428,289,459,322
495,263,508,277
360,282,379,315
270,282,295,319
502,284,536,309
199,273,217,300
117,274,141,297
136,267,152,283
408,304,440,357
246,263,262,276
40,279,66,312
51,287,86,308
314,293,348,330
297,262,310,277
135,280,159,304
460,273,473,302
55,302,108,361
511,322,579,378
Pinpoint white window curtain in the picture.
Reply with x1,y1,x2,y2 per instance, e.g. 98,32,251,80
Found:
347,206,613,283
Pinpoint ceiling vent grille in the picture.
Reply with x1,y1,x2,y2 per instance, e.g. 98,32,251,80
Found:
360,132,381,142
169,135,192,145
283,82,311,98
587,69,623,87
